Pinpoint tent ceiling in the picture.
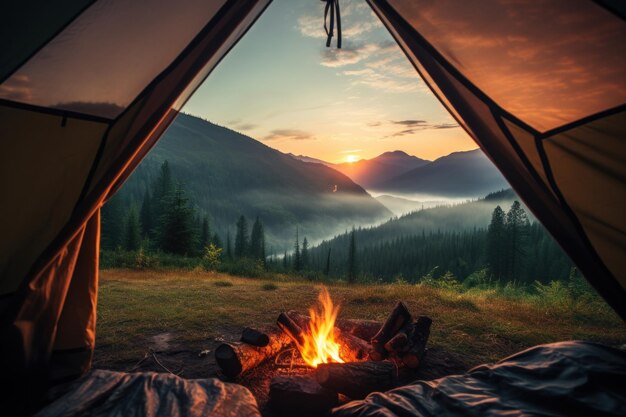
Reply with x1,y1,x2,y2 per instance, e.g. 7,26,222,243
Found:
387,0,626,132
0,0,228,119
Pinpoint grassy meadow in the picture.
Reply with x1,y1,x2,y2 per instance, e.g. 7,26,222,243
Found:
94,269,626,375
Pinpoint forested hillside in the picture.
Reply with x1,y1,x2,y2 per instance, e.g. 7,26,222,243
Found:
102,114,391,252
301,190,572,283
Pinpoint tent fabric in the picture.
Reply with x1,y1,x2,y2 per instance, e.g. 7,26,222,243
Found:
0,0,271,413
0,0,624,414
368,0,626,319
331,341,626,417
35,370,261,417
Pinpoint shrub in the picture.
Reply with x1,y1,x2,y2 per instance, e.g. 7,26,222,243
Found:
261,283,278,291
421,269,462,292
463,268,491,289
213,280,233,287
201,243,222,271
134,248,160,269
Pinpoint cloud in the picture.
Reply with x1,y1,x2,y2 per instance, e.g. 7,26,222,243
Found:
297,15,326,39
342,67,420,93
320,42,389,68
367,120,460,137
392,120,428,127
0,74,32,101
228,120,257,131
263,129,316,141
432,123,459,129
388,121,460,137
297,4,381,40
339,149,363,154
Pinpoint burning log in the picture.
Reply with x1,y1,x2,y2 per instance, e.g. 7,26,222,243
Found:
336,329,371,363
286,310,381,342
241,327,270,347
276,312,306,346
370,301,412,360
316,361,402,399
269,375,339,414
280,311,370,363
214,328,291,378
400,316,432,369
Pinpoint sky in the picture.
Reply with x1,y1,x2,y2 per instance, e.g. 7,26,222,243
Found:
183,0,477,164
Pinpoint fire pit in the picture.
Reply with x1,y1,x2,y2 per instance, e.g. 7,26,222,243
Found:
214,287,432,415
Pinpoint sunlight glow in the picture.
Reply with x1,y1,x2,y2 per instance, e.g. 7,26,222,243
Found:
345,154,358,163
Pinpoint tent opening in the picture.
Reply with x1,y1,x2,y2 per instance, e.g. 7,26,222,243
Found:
1,1,624,416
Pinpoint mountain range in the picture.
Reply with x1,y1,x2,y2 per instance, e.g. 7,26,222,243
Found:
118,114,391,251
292,149,509,199
332,151,430,189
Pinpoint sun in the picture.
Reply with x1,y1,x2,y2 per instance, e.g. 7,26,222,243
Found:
345,154,358,163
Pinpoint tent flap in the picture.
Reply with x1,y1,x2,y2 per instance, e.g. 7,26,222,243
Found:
369,0,626,319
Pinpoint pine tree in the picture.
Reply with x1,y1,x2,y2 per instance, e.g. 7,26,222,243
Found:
139,190,153,238
323,248,331,276
249,216,266,262
293,228,302,271
283,250,289,270
212,233,223,249
347,227,357,283
504,201,529,281
157,183,195,255
101,194,125,250
151,160,174,235
487,206,506,280
199,215,211,251
301,237,309,270
225,231,233,259
234,215,249,258
123,206,142,251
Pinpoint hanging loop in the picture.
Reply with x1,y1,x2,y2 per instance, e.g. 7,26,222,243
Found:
322,0,342,48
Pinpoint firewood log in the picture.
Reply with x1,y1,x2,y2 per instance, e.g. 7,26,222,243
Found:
336,329,371,362
276,312,306,346
241,327,270,347
370,302,412,360
316,361,402,399
384,331,409,353
214,328,291,378
400,316,432,369
285,310,382,342
269,375,339,414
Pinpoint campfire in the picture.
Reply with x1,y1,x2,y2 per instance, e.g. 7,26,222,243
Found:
214,287,432,414
299,287,344,368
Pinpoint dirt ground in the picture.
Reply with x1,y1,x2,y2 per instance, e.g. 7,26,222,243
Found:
92,328,468,416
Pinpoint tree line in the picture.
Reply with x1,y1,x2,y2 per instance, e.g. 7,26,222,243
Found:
101,163,574,286
305,201,573,284
101,160,268,269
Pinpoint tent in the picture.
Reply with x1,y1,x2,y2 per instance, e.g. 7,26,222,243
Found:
0,0,624,415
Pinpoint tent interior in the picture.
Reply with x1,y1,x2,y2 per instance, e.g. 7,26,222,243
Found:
1,0,625,416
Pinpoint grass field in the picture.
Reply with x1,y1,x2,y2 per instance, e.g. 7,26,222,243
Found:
94,268,626,376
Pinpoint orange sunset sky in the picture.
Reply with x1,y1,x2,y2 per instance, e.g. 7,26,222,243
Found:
183,0,477,164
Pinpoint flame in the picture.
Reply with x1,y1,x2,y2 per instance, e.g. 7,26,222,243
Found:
299,287,345,368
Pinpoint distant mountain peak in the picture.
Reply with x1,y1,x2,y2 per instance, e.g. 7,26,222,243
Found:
373,148,508,198
380,150,410,157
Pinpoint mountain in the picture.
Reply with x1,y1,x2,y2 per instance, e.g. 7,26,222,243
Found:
287,153,331,166
119,114,391,251
306,188,571,283
373,149,509,198
333,150,430,189
310,189,519,262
